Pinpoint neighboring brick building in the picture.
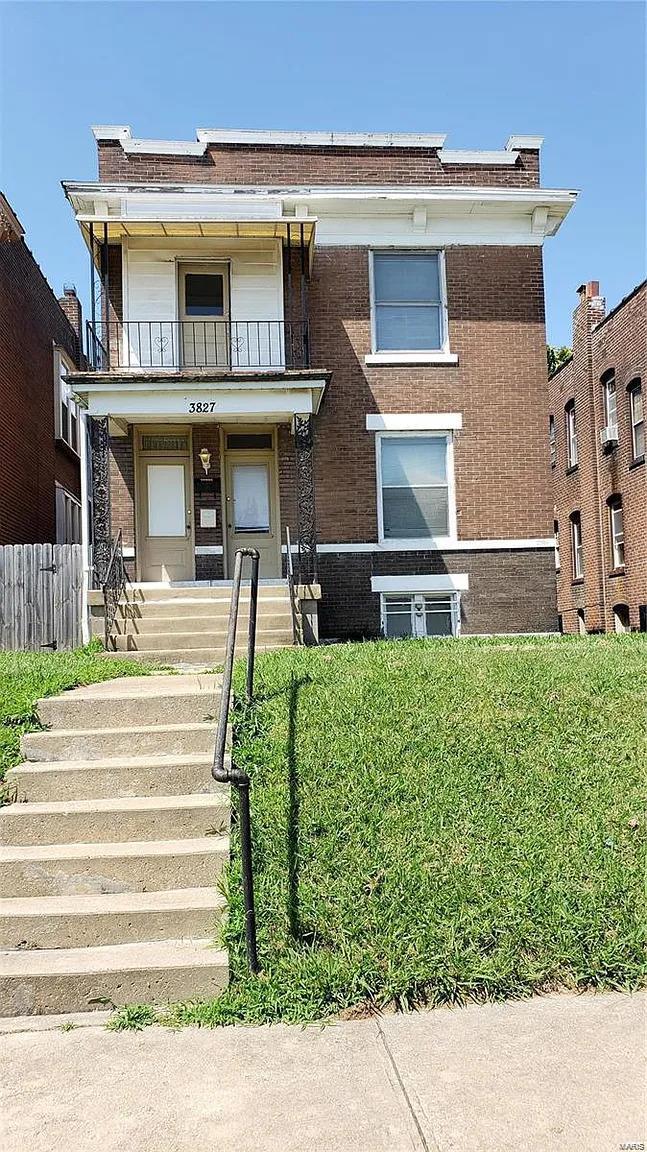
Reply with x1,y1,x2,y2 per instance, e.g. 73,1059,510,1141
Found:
0,193,83,545
549,280,646,633
64,126,576,638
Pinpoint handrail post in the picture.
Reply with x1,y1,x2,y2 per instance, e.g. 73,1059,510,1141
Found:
212,546,261,974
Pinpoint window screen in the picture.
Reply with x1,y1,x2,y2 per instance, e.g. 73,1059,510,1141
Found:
226,434,273,450
373,253,443,351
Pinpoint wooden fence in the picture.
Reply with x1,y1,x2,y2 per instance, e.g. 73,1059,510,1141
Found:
0,544,85,651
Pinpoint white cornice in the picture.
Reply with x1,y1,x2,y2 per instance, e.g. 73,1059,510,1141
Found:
438,150,519,166
196,128,447,148
505,135,544,151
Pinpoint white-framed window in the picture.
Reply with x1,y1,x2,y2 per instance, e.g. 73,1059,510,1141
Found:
376,431,456,543
381,592,460,639
54,347,79,455
370,251,447,353
55,484,81,544
570,511,584,579
554,520,560,572
629,380,644,460
608,496,625,570
602,370,617,429
565,401,578,468
549,414,557,468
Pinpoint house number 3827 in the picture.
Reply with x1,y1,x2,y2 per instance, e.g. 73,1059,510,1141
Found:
188,401,217,413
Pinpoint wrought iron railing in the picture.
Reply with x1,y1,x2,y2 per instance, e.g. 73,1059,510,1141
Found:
285,526,299,645
212,548,260,974
102,530,127,648
86,319,310,371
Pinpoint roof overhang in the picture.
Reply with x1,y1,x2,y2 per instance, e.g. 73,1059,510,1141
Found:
69,369,329,423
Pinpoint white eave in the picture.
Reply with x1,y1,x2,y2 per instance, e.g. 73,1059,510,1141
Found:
437,150,520,166
195,128,448,148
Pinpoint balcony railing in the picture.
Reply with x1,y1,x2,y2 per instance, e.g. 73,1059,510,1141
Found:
86,319,310,372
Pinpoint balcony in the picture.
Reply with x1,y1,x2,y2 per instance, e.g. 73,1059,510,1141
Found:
86,319,310,372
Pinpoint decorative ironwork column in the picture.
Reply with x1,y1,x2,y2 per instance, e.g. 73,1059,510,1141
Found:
90,415,112,584
294,414,318,584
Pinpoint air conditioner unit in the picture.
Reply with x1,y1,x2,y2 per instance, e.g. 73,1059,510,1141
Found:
600,424,619,448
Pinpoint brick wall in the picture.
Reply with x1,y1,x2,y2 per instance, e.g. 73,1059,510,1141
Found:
97,141,540,188
550,281,647,632
0,230,81,544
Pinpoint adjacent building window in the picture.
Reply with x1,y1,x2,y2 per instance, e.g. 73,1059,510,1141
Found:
565,401,578,468
629,380,644,460
55,484,81,544
377,433,453,540
570,512,584,579
577,608,586,635
613,604,630,633
549,415,557,468
602,369,617,429
371,252,445,352
54,348,79,454
382,592,459,638
554,520,560,572
608,496,625,570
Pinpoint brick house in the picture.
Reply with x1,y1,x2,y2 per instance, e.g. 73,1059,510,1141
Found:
63,126,576,640
549,279,646,633
0,193,83,546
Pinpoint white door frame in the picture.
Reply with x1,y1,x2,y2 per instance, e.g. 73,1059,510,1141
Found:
221,425,281,579
134,425,195,582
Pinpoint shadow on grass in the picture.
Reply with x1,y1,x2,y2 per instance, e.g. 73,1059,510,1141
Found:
286,673,311,942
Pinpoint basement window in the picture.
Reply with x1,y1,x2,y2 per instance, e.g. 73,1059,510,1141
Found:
381,592,459,639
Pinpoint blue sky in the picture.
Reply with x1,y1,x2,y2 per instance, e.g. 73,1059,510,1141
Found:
1,1,644,345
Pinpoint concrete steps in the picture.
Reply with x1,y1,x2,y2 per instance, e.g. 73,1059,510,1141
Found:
105,580,294,667
0,938,228,1017
0,674,230,1016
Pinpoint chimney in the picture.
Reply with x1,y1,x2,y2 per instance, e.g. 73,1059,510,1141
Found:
576,281,605,327
58,285,83,350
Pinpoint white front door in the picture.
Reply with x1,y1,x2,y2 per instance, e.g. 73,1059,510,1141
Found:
224,450,280,578
137,431,194,581
179,263,229,368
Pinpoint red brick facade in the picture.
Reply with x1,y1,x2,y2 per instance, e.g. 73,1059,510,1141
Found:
0,201,81,544
549,281,646,632
85,131,564,636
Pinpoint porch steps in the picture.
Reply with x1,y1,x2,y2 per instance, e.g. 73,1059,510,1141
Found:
105,580,295,668
0,674,230,1016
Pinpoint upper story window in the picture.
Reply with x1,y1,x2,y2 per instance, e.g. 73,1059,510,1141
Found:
608,496,625,570
570,511,584,580
549,415,557,468
554,519,560,572
602,369,617,429
54,347,79,455
371,252,445,353
629,380,644,460
55,484,81,545
377,432,454,542
565,401,578,469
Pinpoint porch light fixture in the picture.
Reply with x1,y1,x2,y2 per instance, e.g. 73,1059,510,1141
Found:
199,447,211,475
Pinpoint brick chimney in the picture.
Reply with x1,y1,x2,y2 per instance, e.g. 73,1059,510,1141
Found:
58,285,83,354
576,281,606,327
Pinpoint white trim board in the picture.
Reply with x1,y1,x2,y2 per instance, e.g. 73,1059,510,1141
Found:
438,150,518,166
372,574,469,593
365,353,459,367
366,413,462,431
281,539,554,553
195,546,224,556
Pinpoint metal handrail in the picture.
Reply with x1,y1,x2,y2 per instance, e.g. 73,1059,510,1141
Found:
101,530,127,648
285,526,299,645
85,319,311,371
212,547,260,974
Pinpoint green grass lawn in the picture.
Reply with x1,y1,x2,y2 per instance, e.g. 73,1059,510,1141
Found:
0,644,158,786
139,633,646,1030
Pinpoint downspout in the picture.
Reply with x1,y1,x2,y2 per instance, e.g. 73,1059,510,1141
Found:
586,292,608,630
79,408,91,644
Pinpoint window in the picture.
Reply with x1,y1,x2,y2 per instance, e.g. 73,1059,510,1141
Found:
183,273,224,316
565,401,578,468
372,252,444,352
629,380,644,460
549,415,557,468
55,485,81,544
613,604,630,633
554,520,560,572
382,592,459,639
602,370,617,429
570,512,584,580
639,605,647,633
577,608,586,635
608,496,625,570
55,348,79,454
378,433,453,540
226,433,273,450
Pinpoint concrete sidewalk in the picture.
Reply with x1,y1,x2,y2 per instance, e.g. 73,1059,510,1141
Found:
2,991,644,1151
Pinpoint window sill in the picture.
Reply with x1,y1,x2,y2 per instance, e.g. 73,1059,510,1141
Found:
365,352,459,367
377,537,458,550
608,567,626,578
629,455,645,471
565,464,579,476
571,578,584,586
55,437,80,462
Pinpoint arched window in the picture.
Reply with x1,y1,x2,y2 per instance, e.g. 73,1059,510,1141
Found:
577,608,586,635
601,368,617,429
628,379,644,460
570,512,583,579
613,604,630,633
